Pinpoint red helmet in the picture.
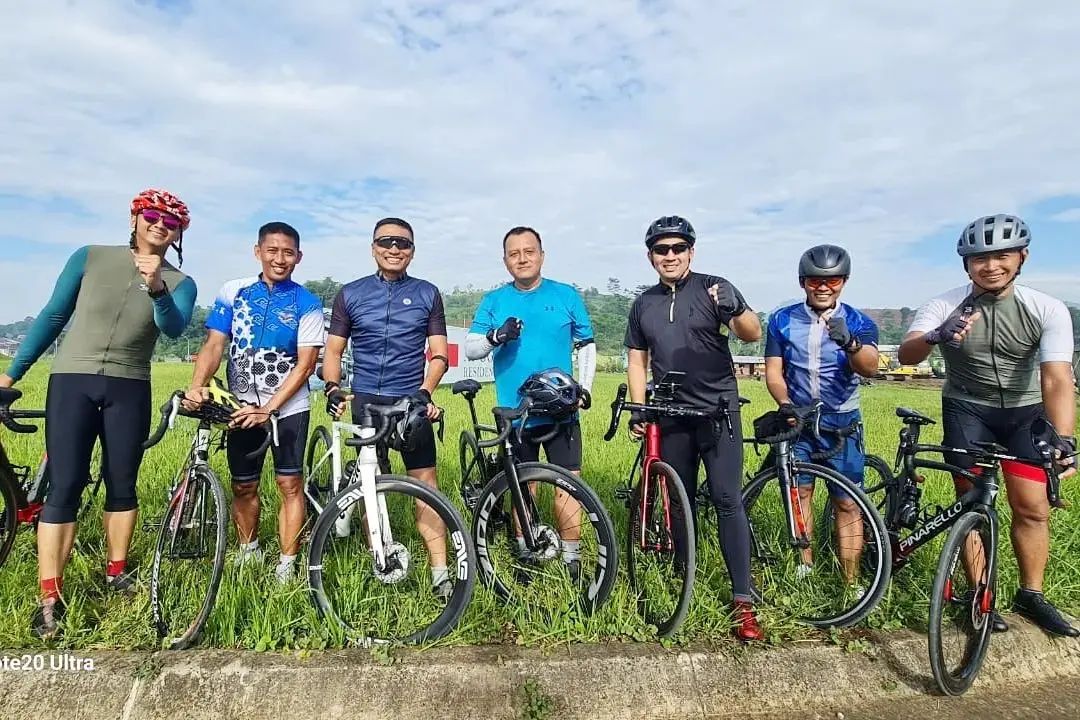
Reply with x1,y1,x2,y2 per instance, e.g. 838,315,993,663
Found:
131,188,190,230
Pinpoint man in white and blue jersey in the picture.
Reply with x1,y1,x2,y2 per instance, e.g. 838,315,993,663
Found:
465,226,597,576
186,222,324,582
764,245,879,583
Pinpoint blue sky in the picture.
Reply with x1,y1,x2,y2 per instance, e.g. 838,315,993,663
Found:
3,1,1080,323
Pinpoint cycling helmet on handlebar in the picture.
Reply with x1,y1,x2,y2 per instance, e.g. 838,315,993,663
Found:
519,368,582,420
197,376,248,425
392,400,433,452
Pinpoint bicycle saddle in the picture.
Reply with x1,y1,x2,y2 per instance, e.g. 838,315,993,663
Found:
971,440,1009,455
896,407,936,425
452,379,483,396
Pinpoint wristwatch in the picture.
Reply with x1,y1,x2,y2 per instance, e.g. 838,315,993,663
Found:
148,281,169,299
843,337,862,355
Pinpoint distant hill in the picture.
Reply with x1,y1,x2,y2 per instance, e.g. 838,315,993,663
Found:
3,282,1077,362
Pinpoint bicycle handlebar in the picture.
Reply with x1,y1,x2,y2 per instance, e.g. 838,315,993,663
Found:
603,382,729,442
143,391,280,459
0,389,45,434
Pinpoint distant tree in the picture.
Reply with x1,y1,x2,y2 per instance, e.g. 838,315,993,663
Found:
304,277,344,307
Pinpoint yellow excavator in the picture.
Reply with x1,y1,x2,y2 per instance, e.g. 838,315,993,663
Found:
876,354,933,381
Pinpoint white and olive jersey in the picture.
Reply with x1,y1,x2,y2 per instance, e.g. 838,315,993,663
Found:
908,284,1073,408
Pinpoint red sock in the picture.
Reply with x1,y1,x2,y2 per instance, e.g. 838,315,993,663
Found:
40,577,62,603
106,559,127,578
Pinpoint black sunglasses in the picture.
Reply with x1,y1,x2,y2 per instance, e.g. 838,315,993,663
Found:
374,236,414,250
650,242,690,256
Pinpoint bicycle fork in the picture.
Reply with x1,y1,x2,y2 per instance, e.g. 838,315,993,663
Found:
776,443,811,549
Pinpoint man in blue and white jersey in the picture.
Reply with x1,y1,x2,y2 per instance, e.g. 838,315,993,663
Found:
465,226,597,576
186,221,324,582
764,245,879,583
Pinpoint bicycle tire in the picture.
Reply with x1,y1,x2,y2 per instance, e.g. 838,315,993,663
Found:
458,430,487,513
150,467,227,650
0,466,17,568
626,460,695,638
472,462,619,614
742,462,891,628
304,425,334,513
308,474,477,645
928,510,996,696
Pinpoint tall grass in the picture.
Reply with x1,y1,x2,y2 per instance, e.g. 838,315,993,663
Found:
1,364,1077,650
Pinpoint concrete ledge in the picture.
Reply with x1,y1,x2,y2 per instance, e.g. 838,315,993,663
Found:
2,613,1079,720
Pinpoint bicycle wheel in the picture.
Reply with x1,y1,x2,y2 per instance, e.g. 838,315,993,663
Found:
626,460,695,638
150,467,227,650
304,425,334,515
743,462,891,627
0,467,17,568
308,475,477,645
458,430,486,512
473,462,618,614
928,510,996,696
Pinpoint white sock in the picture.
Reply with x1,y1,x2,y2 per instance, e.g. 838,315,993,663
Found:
277,553,296,569
240,540,260,554
431,566,449,586
562,540,580,563
516,537,527,553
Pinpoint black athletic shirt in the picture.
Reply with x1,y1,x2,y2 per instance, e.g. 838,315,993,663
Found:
625,271,750,411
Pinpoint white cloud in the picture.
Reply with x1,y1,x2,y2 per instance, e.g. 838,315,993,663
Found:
2,1,1080,323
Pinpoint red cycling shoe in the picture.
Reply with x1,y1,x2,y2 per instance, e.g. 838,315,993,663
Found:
732,601,763,642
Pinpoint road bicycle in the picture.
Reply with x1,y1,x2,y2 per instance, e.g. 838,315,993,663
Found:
602,372,733,637
865,406,1072,695
141,389,278,649
739,402,892,628
304,395,477,645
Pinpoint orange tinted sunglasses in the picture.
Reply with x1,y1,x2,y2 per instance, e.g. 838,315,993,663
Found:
802,277,845,290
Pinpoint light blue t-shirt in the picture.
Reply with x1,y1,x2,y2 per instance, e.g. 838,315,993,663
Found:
470,278,594,421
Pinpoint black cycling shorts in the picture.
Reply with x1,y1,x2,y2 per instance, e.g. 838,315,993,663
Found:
509,420,582,471
351,393,436,471
42,373,151,524
227,411,309,483
941,398,1048,481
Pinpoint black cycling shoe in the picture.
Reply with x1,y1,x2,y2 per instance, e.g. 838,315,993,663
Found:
1013,588,1080,637
106,564,140,595
991,611,1009,633
31,599,65,640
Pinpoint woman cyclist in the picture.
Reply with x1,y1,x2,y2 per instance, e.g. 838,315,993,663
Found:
0,188,197,639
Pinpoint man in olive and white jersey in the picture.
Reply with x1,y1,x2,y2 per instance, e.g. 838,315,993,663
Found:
899,213,1077,637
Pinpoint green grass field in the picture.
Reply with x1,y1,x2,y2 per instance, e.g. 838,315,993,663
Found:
2,364,1079,651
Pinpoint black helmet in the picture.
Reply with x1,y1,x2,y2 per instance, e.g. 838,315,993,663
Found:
645,216,695,248
519,368,581,420
798,244,851,279
957,214,1030,257
393,401,431,452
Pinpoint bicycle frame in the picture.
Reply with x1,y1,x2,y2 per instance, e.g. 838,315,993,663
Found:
879,409,1071,574
307,418,398,572
481,412,560,553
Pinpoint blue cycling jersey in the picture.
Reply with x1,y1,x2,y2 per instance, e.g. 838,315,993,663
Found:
470,278,594,420
765,302,878,416
206,276,325,418
328,273,447,397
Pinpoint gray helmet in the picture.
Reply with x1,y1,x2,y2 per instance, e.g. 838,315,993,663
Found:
646,216,696,248
798,244,851,278
957,214,1030,257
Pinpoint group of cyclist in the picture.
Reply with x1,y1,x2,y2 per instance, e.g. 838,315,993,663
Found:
2,187,1076,644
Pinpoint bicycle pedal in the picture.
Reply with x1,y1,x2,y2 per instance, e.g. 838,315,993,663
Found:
614,486,632,501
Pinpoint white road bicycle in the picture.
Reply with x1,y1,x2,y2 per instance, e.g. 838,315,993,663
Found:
304,396,477,645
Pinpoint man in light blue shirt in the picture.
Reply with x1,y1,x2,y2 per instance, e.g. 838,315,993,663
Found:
465,226,597,575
